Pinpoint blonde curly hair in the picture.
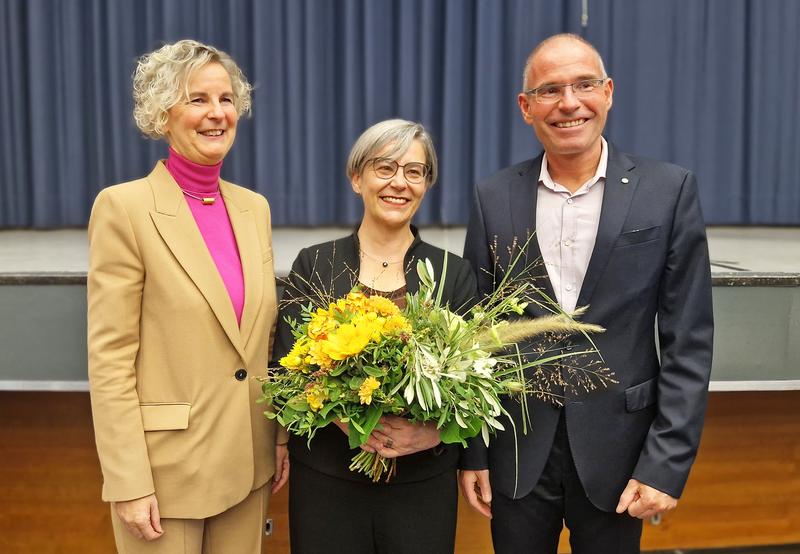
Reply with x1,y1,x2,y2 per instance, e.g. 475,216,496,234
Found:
132,39,252,139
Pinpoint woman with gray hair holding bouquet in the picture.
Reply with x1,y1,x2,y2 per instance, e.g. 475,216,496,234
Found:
273,119,477,553
88,39,287,553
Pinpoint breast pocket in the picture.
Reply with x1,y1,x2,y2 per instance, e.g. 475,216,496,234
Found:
615,226,661,248
140,402,191,431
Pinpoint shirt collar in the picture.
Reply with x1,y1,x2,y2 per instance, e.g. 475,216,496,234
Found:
539,136,608,194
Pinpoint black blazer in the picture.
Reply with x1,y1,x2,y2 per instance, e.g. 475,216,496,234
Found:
461,144,714,511
273,228,477,484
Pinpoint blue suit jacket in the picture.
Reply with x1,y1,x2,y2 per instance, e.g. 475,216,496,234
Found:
461,144,714,511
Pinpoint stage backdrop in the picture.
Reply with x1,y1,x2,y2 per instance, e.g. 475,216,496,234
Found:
1,0,799,227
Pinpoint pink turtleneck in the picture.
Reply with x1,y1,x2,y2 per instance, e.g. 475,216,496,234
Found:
165,148,244,325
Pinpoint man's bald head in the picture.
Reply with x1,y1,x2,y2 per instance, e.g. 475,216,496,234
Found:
522,34,607,91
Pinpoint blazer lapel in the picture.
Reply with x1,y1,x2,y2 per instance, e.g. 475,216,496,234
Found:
509,156,558,315
221,181,263,353
147,162,247,361
576,146,638,309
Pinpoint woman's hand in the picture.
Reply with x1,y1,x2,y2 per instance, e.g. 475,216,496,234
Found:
113,493,163,540
364,415,441,458
271,443,290,494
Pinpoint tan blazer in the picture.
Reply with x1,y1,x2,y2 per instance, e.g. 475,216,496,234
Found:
88,161,286,519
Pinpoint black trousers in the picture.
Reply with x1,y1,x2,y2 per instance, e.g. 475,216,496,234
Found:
491,412,642,554
289,459,457,554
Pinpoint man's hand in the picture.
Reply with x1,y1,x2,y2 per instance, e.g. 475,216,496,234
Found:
459,469,492,519
616,478,678,519
271,443,290,494
364,416,441,458
113,493,163,540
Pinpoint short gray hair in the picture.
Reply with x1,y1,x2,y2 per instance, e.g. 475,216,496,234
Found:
522,33,607,91
346,119,438,187
132,39,253,139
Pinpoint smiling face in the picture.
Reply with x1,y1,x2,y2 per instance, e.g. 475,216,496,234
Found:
518,37,613,162
351,139,428,231
164,62,238,165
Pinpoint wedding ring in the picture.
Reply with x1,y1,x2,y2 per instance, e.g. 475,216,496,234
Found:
384,438,394,448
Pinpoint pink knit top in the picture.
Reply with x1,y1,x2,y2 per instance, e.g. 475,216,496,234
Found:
165,148,244,325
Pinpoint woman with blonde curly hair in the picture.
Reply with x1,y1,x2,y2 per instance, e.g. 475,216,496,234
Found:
88,39,288,553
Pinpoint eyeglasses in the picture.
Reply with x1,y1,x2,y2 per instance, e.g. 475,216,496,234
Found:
524,78,608,104
368,158,430,184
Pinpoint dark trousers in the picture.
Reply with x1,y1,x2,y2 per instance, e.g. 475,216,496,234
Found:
491,412,642,554
289,459,457,554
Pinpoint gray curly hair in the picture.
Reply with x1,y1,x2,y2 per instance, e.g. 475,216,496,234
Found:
132,39,252,139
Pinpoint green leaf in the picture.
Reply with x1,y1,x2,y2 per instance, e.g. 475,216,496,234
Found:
363,365,385,378
439,418,467,446
435,251,448,307
329,364,348,377
464,414,483,438
319,400,339,418
348,424,364,449
361,404,384,438
349,416,365,432
436,409,449,429
286,395,309,412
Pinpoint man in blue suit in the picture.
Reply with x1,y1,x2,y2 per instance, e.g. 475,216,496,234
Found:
459,34,714,553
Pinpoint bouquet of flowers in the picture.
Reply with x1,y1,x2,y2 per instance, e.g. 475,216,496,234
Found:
260,254,613,482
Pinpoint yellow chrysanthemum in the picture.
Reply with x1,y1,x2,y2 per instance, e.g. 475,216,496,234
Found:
345,291,369,310
306,386,327,411
323,321,373,360
366,295,401,317
382,314,412,335
358,376,381,405
308,308,335,339
308,340,334,369
332,297,351,315
280,337,311,371
351,312,385,341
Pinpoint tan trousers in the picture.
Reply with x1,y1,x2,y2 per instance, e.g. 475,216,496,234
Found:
111,485,270,554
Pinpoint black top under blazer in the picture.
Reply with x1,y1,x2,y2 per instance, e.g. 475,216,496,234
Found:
273,228,478,484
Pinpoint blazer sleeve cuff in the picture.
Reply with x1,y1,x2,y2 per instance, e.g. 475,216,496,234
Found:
276,425,289,445
458,437,489,470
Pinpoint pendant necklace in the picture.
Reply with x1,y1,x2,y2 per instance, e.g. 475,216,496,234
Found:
182,189,220,205
359,248,403,268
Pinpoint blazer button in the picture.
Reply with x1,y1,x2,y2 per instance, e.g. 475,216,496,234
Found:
235,369,248,381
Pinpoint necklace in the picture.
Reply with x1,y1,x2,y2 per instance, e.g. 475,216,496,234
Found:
181,189,220,205
359,248,404,268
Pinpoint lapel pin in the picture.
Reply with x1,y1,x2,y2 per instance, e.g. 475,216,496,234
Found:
621,177,629,184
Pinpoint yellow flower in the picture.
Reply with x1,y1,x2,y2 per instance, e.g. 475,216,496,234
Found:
359,376,381,405
323,321,373,360
367,295,401,316
352,312,385,341
280,337,311,371
382,314,412,335
308,340,334,369
306,386,327,411
308,308,335,339
345,291,369,311
331,295,357,316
